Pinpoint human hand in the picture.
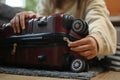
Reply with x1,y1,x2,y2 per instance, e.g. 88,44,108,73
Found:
68,36,98,60
10,11,37,33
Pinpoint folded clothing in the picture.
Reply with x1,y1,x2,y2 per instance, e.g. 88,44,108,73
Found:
104,43,120,71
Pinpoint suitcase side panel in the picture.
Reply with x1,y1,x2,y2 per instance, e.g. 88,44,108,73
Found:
0,45,69,68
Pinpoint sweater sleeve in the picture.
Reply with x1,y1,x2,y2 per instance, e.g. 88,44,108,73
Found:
85,0,117,56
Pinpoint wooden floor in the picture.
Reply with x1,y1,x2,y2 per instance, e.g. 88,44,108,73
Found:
0,70,120,80
92,71,120,80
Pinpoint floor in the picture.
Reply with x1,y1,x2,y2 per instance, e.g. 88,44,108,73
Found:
0,70,120,80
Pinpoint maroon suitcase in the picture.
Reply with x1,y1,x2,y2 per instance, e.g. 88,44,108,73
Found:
0,14,89,72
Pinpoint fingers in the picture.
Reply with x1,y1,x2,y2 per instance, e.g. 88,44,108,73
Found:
79,50,97,60
68,37,96,51
10,18,16,33
15,14,21,33
68,36,98,60
68,37,90,47
19,12,27,30
19,11,36,30
10,11,37,33
10,12,26,33
70,43,93,52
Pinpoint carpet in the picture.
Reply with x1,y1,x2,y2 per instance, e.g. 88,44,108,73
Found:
0,65,104,80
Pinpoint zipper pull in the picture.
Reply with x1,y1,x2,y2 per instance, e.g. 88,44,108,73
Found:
11,43,17,55
63,37,71,43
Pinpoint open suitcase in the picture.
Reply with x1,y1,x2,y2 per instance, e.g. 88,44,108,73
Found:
0,14,89,72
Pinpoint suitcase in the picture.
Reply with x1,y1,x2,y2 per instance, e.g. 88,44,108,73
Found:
0,14,89,72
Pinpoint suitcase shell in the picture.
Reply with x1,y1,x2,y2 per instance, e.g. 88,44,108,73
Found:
0,14,89,72
0,32,75,66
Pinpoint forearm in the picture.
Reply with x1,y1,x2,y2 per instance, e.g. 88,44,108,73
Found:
85,0,117,56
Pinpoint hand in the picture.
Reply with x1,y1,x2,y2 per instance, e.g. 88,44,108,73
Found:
10,11,37,33
68,36,98,60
